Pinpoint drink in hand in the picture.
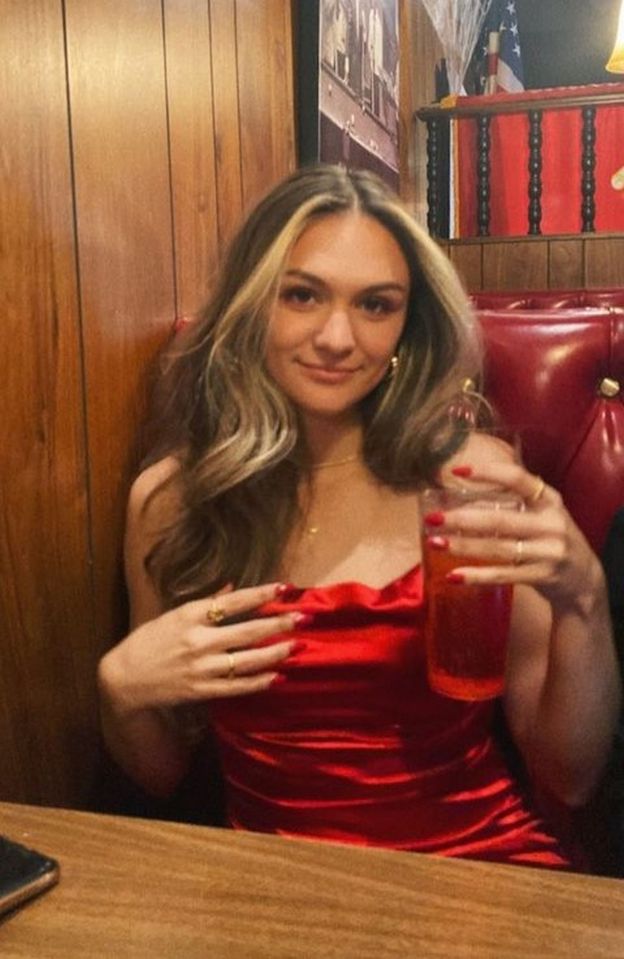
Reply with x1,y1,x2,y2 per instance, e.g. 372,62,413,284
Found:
420,487,522,702
422,543,512,700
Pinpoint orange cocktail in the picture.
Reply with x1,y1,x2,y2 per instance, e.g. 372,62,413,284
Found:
422,544,513,700
420,486,522,701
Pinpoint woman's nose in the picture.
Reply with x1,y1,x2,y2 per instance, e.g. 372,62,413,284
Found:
314,305,356,352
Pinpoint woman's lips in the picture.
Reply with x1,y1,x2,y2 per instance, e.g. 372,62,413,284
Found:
297,361,358,384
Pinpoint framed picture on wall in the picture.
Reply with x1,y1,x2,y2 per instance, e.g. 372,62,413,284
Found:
295,0,400,190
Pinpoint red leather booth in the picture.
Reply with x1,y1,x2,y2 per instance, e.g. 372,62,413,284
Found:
473,288,624,875
472,289,624,556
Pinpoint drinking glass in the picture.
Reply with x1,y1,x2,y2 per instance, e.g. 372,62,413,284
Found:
420,486,523,701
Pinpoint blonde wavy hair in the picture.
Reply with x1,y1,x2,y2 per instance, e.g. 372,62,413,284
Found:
144,164,483,606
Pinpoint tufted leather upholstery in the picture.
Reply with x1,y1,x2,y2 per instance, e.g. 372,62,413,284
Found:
472,290,624,876
472,290,624,556
473,288,624,312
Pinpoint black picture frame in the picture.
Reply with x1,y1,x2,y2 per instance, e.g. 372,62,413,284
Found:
294,0,400,190
294,0,321,165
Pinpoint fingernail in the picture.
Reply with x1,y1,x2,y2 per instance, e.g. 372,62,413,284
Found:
292,612,314,628
445,572,465,584
289,640,307,654
270,673,287,687
451,466,473,477
427,535,449,550
423,511,445,526
275,582,296,597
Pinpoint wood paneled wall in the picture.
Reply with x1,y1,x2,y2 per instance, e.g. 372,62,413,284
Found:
399,0,441,223
442,235,624,291
1,0,294,808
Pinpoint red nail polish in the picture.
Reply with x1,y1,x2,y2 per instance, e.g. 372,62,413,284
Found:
275,582,295,597
445,572,465,584
290,640,307,654
270,673,287,687
451,466,473,478
292,612,314,628
423,511,445,527
427,535,449,550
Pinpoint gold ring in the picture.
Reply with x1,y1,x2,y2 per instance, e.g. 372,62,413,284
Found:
514,539,524,565
226,651,236,679
207,602,226,625
526,477,546,506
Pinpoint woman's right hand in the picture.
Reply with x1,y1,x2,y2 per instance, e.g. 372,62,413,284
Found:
98,582,303,715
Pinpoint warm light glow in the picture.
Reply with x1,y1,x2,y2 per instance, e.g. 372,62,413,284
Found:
606,0,624,73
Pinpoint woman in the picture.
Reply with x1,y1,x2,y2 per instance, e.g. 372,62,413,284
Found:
99,165,620,868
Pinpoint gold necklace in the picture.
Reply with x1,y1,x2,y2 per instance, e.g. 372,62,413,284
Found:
303,454,360,535
309,454,359,470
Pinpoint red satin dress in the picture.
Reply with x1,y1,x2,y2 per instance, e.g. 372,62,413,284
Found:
208,564,575,869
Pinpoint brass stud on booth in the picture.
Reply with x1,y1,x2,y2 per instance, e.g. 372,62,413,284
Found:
598,377,621,398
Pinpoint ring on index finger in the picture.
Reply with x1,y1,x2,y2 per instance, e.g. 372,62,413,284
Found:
207,601,226,626
513,539,524,565
226,651,236,679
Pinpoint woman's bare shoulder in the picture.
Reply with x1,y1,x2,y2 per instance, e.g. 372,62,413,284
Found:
130,456,181,501
127,456,183,542
125,457,183,623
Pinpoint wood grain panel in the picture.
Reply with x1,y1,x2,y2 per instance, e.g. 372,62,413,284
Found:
440,236,624,291
210,0,244,249
449,242,483,292
585,236,624,287
548,237,584,289
402,2,441,224
163,0,220,319
65,0,176,650
235,0,295,213
482,240,548,289
0,0,94,804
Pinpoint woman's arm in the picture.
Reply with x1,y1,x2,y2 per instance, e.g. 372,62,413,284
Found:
98,460,301,798
505,573,619,807
98,461,191,796
439,442,621,807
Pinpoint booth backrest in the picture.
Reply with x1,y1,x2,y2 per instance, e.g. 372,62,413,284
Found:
473,289,624,311
472,291,624,556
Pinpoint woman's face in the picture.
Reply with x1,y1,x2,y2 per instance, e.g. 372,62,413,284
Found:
265,211,410,424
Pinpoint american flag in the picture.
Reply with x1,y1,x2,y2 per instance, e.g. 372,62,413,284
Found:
474,0,525,94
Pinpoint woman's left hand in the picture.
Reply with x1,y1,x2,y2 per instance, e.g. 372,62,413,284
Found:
427,458,619,810
424,460,604,613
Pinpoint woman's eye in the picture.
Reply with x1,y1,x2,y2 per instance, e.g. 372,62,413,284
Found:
361,296,393,315
280,286,317,308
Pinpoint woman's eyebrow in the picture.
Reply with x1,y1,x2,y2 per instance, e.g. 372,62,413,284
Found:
282,269,324,285
360,282,409,295
282,269,408,294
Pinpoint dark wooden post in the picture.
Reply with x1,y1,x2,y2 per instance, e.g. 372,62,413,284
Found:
477,114,491,237
527,110,543,235
581,106,596,233
425,118,441,237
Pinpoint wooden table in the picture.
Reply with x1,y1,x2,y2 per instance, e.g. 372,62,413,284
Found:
1,802,623,958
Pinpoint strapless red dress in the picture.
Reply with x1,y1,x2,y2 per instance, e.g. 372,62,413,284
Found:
208,565,576,868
